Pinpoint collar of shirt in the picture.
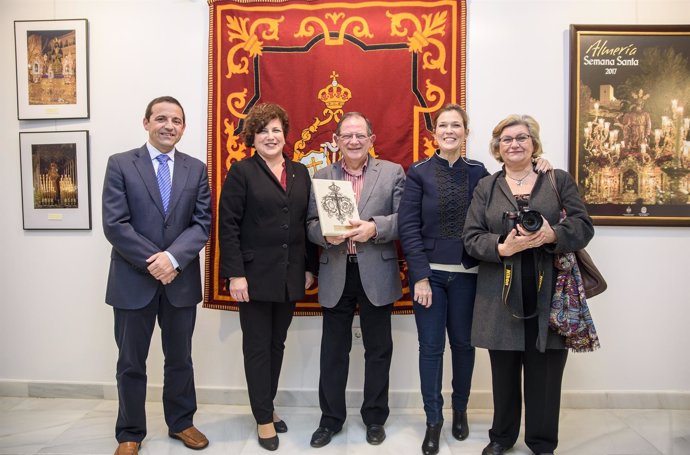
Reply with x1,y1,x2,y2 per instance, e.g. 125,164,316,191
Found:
341,156,368,177
147,142,175,176
146,142,176,163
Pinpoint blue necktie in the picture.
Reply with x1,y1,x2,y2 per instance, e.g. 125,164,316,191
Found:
155,154,171,214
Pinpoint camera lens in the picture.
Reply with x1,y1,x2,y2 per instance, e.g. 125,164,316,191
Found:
519,210,543,232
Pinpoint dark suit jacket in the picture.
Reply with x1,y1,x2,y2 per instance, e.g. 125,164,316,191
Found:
218,153,316,303
102,145,212,309
307,157,406,308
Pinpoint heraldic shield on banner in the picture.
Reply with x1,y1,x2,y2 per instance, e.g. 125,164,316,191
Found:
206,0,467,314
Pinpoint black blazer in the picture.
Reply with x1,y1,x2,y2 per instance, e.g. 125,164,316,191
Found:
218,153,316,303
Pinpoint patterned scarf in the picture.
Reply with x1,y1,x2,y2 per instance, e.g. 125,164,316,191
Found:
550,251,601,352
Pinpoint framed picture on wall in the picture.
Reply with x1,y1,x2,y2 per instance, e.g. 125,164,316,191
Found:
14,19,89,120
19,130,91,230
569,24,690,226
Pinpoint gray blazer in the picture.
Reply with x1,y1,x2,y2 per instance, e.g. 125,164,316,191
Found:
102,145,212,310
462,169,594,352
307,157,405,308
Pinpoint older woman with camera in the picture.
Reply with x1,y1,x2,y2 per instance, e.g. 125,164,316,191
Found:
462,114,594,455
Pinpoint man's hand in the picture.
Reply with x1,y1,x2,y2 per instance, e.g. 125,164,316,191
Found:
341,219,377,243
325,235,346,245
146,252,178,285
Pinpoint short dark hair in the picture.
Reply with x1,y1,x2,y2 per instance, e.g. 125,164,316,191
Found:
241,103,290,148
144,96,185,124
335,112,373,136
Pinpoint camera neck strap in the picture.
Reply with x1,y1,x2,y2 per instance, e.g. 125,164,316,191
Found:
502,253,544,320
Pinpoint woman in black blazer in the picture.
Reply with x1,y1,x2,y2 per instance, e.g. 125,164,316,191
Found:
218,103,317,451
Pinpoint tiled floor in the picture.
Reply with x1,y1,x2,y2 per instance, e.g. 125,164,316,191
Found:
0,397,688,454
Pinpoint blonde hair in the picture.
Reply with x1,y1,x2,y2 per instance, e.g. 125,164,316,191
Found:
489,114,543,162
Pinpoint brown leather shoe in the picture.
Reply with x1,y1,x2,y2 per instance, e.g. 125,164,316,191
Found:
114,441,140,455
168,426,209,450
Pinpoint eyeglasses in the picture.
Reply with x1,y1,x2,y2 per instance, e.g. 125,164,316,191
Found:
499,134,531,146
337,133,369,142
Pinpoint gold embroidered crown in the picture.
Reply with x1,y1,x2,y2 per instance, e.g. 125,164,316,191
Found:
318,72,351,110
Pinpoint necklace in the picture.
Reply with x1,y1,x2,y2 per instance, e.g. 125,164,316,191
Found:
505,169,533,186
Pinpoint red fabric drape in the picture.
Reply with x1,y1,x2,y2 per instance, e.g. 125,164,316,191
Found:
205,0,467,314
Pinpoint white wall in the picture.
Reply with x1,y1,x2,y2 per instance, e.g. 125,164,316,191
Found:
1,0,689,404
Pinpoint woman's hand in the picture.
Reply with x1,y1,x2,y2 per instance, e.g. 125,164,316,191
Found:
499,217,558,257
498,229,533,257
305,271,315,289
533,157,552,173
229,277,249,302
413,278,433,308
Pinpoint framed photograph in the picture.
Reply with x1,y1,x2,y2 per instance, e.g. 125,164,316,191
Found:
19,131,91,230
569,24,690,226
14,19,89,120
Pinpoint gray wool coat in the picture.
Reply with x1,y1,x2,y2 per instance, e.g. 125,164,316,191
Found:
462,169,594,352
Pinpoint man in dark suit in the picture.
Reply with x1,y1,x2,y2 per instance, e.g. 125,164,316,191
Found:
103,96,212,455
307,112,405,448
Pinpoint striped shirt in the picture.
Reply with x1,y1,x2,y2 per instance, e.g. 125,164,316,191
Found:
341,159,367,254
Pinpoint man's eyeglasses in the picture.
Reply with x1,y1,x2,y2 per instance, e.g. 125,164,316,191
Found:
499,134,531,146
337,133,369,142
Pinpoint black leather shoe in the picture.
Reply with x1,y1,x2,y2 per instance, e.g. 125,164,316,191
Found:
452,410,469,440
366,424,386,445
257,434,278,451
273,420,288,433
533,453,554,455
310,427,338,448
421,423,442,455
482,441,510,455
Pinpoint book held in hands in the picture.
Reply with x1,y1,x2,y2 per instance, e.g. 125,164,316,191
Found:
312,179,360,236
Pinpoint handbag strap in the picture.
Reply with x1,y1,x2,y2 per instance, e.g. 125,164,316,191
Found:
548,170,567,222
547,170,563,209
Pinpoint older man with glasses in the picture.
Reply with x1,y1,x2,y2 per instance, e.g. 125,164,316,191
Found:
306,112,406,448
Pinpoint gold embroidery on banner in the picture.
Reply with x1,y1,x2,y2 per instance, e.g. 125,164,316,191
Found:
223,90,248,170
295,13,373,45
294,72,351,168
225,15,284,78
293,72,376,174
413,80,445,162
226,90,248,120
223,119,247,170
387,11,448,74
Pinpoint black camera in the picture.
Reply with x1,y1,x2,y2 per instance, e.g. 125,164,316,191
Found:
502,209,543,235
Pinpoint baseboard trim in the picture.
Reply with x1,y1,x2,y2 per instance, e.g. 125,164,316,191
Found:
1,380,687,409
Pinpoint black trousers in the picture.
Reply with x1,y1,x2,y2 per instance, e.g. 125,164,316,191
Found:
238,299,296,424
113,288,197,443
318,262,394,431
487,252,568,454
488,348,567,453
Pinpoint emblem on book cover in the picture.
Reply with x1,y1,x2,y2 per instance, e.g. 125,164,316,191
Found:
321,182,356,224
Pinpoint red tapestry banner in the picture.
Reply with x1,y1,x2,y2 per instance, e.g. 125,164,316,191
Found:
205,0,467,314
